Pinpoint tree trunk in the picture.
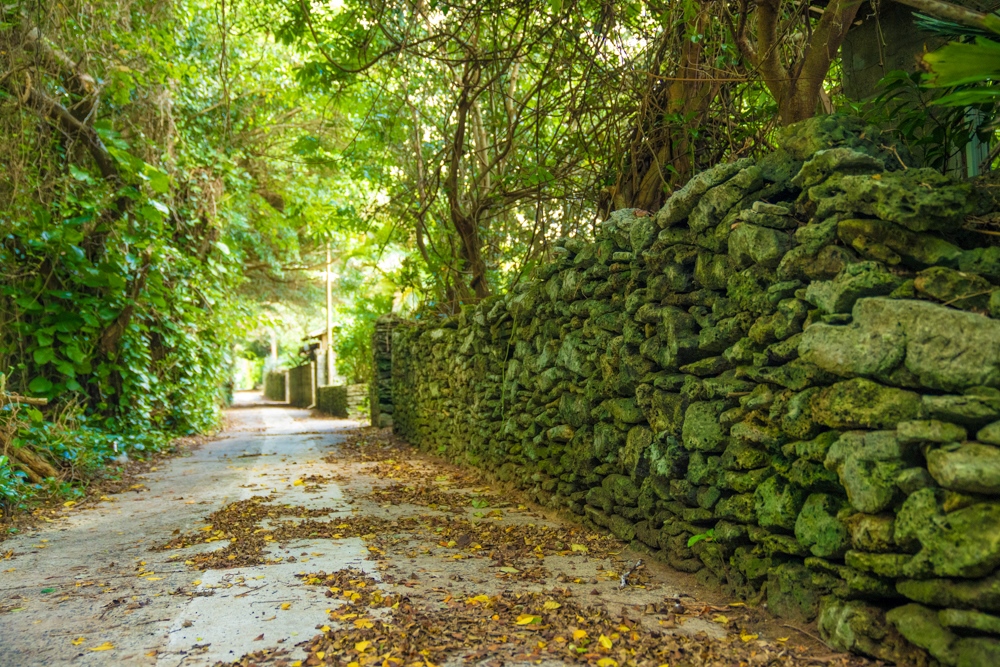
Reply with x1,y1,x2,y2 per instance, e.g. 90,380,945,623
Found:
612,10,718,212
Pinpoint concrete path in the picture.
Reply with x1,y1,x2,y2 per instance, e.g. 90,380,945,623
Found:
0,393,862,667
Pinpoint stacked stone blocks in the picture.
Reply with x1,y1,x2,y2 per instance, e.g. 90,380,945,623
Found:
391,116,1000,665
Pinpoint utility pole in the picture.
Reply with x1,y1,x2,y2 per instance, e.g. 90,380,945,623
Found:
326,243,335,385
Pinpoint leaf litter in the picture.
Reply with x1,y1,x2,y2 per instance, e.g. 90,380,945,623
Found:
159,427,870,667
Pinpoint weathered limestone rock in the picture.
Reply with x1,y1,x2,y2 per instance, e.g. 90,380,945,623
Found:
886,603,959,665
807,168,973,232
927,443,1000,495
804,261,903,314
915,266,995,311
837,217,963,268
898,420,967,445
819,598,934,665
924,389,1000,427
897,573,1000,612
895,489,1000,578
979,420,1000,445
795,493,850,558
767,562,824,622
681,401,728,452
826,430,917,513
656,159,754,227
803,297,1000,391
729,223,792,269
939,608,1000,635
812,379,924,430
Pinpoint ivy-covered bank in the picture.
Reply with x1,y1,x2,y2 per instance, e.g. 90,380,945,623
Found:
391,116,1000,666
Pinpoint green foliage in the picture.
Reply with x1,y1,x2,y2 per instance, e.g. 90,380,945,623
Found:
687,529,715,548
864,70,990,173
919,14,1000,109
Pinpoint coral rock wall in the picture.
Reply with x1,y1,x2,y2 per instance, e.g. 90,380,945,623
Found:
390,116,1000,666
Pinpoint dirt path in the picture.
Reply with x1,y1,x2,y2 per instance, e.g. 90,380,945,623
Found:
0,393,867,666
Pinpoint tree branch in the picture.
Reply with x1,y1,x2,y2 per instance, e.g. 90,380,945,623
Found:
889,0,991,30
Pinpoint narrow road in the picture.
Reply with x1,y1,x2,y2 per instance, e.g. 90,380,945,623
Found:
0,393,863,666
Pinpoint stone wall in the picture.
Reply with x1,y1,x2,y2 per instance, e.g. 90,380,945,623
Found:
263,371,286,402
288,364,314,408
391,116,1000,666
370,315,401,428
317,384,369,418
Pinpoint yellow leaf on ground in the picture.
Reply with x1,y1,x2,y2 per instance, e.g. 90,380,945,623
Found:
88,642,114,651
320,625,330,632
280,602,291,610
597,659,618,667
570,543,588,552
572,629,587,641
740,630,759,642
466,594,490,605
712,614,729,624
598,634,613,649
354,618,374,629
63,501,76,507
515,614,542,625
316,651,326,659
293,479,304,486
192,580,202,586
355,640,371,652
776,637,790,643
71,637,85,646
543,600,561,610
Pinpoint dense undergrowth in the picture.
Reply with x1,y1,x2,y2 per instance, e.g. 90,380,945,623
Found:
0,0,330,513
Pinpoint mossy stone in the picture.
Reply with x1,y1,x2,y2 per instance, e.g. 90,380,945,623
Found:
886,603,959,666
767,561,824,622
811,378,924,430
846,513,896,553
898,420,968,445
608,514,636,542
656,159,753,227
721,439,770,471
958,245,1000,281
939,608,1000,635
924,389,1000,427
808,168,972,233
978,420,1000,445
825,430,916,513
602,473,640,506
845,550,914,578
796,493,849,558
927,443,1000,495
715,493,756,523
897,573,1000,612
915,267,994,311
754,476,805,530
681,401,728,452
838,217,963,268
729,223,793,269
956,637,1000,667
819,598,935,665
804,261,903,314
